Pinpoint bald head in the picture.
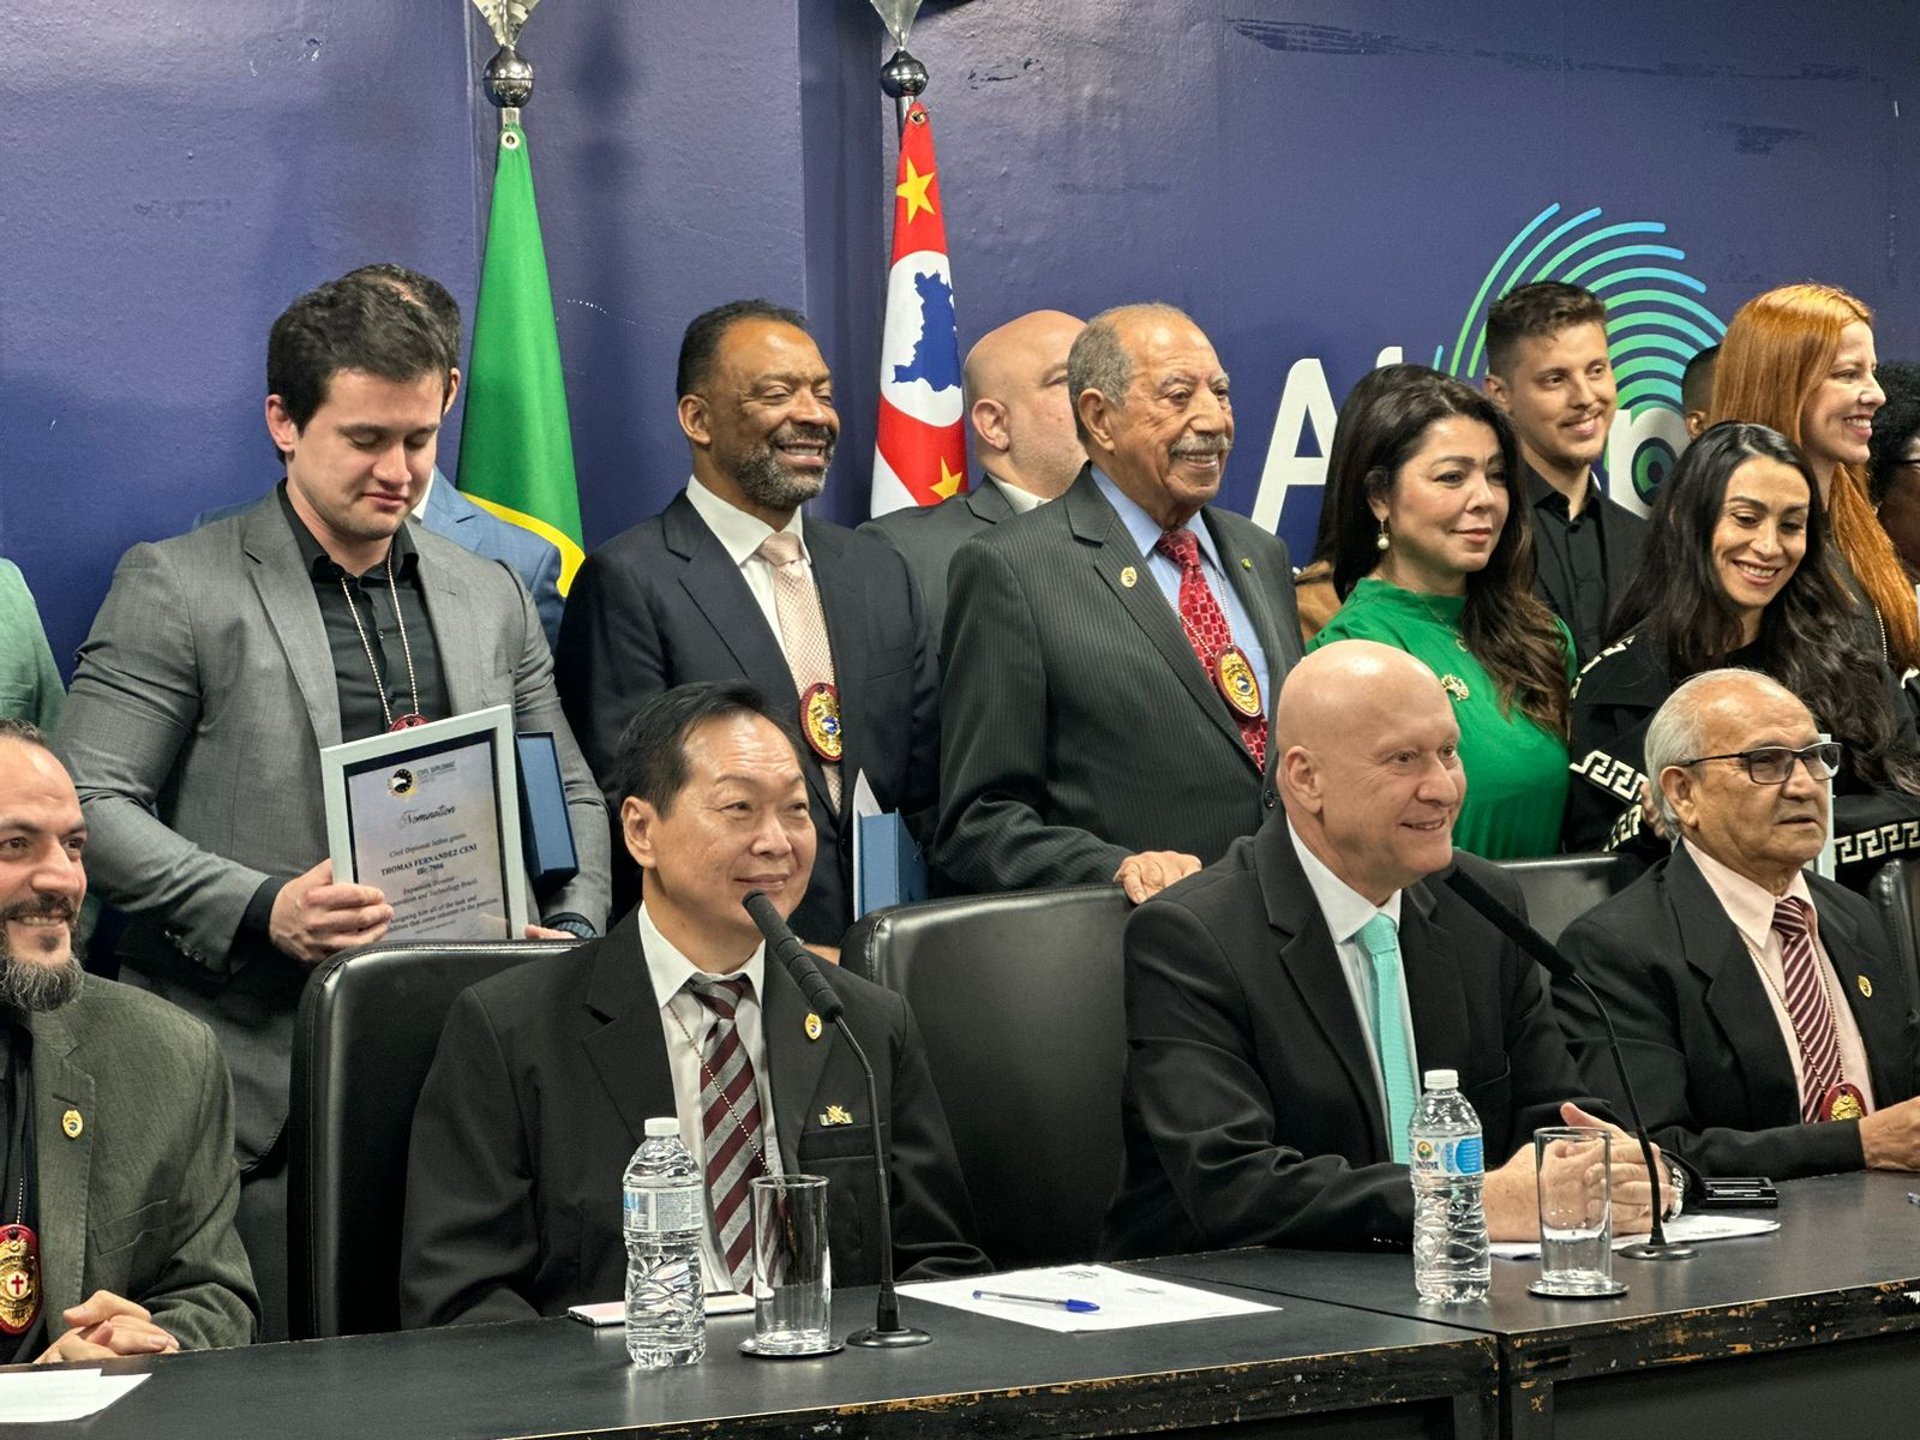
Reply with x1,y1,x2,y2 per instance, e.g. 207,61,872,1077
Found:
1275,642,1464,903
962,310,1087,501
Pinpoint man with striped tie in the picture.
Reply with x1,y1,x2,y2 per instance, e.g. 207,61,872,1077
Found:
1556,669,1920,1180
398,682,986,1327
1102,641,1657,1256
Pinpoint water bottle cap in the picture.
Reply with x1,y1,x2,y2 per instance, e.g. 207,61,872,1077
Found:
644,1117,679,1138
1423,1068,1459,1090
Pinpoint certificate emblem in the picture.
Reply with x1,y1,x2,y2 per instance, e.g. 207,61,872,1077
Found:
1214,646,1263,718
801,683,844,762
387,768,415,797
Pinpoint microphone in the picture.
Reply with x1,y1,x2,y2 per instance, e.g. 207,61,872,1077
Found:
742,891,932,1347
1440,865,1694,1262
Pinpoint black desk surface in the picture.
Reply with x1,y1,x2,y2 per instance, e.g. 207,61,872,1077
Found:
1146,1172,1920,1438
69,1274,1495,1440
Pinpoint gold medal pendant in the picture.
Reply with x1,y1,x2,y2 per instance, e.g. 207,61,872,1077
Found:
800,682,844,763
1213,646,1263,719
0,1225,39,1336
1820,1081,1866,1123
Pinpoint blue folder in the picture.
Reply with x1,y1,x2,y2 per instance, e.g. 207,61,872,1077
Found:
517,732,579,898
856,811,928,918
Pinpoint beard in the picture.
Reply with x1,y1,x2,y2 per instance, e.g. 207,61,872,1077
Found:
0,898,86,1014
733,424,835,511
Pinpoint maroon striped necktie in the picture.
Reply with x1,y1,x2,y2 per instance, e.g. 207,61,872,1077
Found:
1153,528,1268,769
1769,897,1843,1123
689,976,771,1290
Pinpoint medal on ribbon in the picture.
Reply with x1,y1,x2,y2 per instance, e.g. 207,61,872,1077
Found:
0,1225,39,1335
800,682,843,763
1820,1081,1867,1123
1213,646,1263,719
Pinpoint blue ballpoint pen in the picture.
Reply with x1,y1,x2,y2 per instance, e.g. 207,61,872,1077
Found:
972,1288,1101,1314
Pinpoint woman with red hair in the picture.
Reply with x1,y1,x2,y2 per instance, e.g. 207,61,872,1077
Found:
1708,282,1918,672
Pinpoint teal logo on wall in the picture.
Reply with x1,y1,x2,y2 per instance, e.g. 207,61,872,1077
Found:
1434,203,1727,503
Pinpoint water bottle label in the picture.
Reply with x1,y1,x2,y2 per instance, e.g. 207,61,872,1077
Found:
624,1186,704,1232
1410,1135,1484,1177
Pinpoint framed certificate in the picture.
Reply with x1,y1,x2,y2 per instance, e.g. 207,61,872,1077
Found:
320,705,529,941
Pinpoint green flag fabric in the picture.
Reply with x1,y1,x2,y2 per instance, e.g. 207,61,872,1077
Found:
458,121,585,591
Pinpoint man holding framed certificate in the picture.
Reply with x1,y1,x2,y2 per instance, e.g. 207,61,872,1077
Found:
56,273,609,1340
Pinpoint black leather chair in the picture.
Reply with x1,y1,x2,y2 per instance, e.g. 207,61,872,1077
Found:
1498,853,1644,945
842,886,1130,1271
1868,858,1920,1008
288,939,575,1339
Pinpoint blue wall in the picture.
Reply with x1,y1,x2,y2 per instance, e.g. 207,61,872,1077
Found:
7,1,1918,672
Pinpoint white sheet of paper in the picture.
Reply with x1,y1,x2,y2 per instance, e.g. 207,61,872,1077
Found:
849,769,879,917
0,1368,149,1423
899,1264,1279,1333
1491,1211,1780,1260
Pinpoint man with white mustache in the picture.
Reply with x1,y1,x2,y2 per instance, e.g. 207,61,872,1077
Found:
557,301,939,947
1484,281,1648,664
937,304,1302,904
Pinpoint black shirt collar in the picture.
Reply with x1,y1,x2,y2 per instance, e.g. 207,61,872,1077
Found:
1524,461,1602,519
275,481,420,583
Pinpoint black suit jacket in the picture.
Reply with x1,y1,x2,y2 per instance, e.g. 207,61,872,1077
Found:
399,909,988,1327
935,468,1303,894
555,494,939,943
1555,846,1920,1179
1101,821,1596,1257
859,478,1016,655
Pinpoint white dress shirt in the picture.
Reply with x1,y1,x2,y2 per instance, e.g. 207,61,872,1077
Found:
684,474,812,664
638,902,786,1292
987,475,1047,515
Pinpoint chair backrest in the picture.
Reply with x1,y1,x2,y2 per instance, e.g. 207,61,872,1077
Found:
842,886,1130,1271
288,939,573,1339
1868,858,1920,1007
1498,853,1644,945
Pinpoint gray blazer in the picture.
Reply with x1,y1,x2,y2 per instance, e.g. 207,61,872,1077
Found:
859,478,1017,653
57,493,608,1160
32,978,258,1349
934,467,1303,894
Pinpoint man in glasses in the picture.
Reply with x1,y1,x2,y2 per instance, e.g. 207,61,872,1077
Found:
1555,668,1920,1180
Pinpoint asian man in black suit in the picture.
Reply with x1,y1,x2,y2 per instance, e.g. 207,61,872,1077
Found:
556,301,938,948
400,682,986,1326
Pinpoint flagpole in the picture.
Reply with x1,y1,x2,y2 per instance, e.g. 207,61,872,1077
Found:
879,48,929,137
482,43,534,131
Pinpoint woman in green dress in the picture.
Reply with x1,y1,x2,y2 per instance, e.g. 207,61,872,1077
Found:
1309,366,1575,858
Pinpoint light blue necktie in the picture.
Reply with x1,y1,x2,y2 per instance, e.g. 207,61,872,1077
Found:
1356,912,1417,1163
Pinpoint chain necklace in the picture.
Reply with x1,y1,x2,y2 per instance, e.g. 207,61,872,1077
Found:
1737,924,1850,1091
338,549,425,731
667,989,769,1173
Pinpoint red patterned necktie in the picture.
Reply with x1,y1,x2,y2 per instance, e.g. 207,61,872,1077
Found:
688,976,771,1290
1769,897,1843,1122
1153,528,1267,768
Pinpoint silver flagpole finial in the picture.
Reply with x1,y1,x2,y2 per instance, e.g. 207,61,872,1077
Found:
867,0,926,52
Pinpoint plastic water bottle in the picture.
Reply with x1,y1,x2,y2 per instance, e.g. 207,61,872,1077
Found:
1408,1068,1489,1303
623,1117,706,1367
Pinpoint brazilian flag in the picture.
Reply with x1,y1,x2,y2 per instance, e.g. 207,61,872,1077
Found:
458,120,585,592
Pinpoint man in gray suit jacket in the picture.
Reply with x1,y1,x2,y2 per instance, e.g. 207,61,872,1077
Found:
861,310,1086,649
936,304,1303,904
58,277,608,1338
0,721,256,1361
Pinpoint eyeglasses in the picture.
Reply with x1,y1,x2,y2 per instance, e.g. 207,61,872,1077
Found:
1674,742,1844,785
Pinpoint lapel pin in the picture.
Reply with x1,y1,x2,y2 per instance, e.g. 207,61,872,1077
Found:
1240,557,1253,570
1119,566,1138,589
1859,975,1874,998
820,1104,854,1127
804,1013,824,1041
60,1110,82,1140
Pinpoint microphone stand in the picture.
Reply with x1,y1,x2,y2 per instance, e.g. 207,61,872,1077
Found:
743,892,933,1346
1443,867,1694,1261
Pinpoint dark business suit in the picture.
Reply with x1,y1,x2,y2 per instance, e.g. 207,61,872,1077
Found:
555,493,939,944
399,908,987,1327
935,467,1303,894
1101,822,1596,1257
1556,846,1920,1179
859,477,1017,653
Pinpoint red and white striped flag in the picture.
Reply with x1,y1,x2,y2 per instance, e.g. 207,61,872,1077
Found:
870,100,967,518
